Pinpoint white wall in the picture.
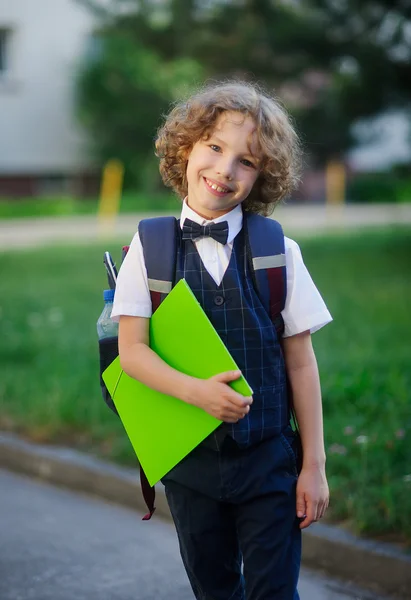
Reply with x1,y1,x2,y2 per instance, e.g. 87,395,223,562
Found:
0,0,98,174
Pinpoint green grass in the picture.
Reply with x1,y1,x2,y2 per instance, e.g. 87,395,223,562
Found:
1,227,410,543
0,191,179,219
306,228,411,543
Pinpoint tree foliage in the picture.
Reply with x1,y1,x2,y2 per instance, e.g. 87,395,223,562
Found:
76,16,204,187
76,0,411,175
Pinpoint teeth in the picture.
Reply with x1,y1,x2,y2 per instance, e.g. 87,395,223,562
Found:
206,179,229,193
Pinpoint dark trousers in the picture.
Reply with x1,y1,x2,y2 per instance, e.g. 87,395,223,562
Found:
162,427,301,600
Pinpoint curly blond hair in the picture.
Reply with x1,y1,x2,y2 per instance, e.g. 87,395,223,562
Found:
155,80,302,216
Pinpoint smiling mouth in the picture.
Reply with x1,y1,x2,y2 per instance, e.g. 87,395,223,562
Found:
204,178,232,194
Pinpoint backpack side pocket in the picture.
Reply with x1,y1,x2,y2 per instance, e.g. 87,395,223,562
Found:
99,336,119,415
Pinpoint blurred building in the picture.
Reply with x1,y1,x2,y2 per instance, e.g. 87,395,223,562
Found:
0,0,102,197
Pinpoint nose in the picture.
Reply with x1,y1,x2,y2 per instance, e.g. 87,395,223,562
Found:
216,156,235,181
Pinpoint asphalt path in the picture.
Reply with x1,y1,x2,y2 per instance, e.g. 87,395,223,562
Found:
0,469,391,600
1,203,411,250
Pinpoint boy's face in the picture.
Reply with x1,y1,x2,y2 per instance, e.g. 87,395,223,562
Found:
185,111,261,220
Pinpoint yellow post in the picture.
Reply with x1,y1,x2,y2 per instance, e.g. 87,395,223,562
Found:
326,160,346,206
98,159,124,236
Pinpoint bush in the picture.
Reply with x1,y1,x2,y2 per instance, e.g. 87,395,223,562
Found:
348,173,411,203
0,192,179,219
0,197,92,219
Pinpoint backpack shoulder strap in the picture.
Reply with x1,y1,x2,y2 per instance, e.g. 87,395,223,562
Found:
121,216,178,520
138,216,179,312
244,212,287,335
246,214,301,452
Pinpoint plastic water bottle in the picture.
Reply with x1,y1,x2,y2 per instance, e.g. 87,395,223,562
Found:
97,289,119,412
97,289,118,339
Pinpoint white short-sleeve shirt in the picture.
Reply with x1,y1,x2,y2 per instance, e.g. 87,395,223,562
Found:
111,202,332,337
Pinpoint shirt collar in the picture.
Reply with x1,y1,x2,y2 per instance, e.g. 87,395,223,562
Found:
180,198,243,245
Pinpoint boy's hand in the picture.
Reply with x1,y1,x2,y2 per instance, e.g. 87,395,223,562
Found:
188,370,253,423
296,465,329,529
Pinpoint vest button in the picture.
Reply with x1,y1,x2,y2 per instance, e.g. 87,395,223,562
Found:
214,295,225,306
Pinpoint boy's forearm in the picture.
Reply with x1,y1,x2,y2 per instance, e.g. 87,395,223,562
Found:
286,350,326,468
120,343,197,404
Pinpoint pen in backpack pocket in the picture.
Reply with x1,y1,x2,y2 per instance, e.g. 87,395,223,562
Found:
103,251,118,290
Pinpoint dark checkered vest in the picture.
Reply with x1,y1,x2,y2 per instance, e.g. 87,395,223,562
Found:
114,213,291,518
175,226,289,448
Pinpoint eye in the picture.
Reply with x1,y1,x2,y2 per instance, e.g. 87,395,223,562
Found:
241,158,255,168
210,144,221,152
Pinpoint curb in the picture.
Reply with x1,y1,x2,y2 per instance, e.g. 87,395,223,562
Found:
1,432,410,598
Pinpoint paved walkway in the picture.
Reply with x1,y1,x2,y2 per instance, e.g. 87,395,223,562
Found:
0,469,391,600
1,203,410,249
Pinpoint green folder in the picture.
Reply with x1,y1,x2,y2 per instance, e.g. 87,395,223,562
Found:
102,278,252,486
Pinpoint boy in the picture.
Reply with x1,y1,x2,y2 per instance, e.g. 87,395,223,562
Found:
112,81,332,599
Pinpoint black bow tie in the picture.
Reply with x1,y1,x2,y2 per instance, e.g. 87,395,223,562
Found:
182,218,229,245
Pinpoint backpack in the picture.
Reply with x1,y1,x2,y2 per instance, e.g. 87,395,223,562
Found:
99,213,298,519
